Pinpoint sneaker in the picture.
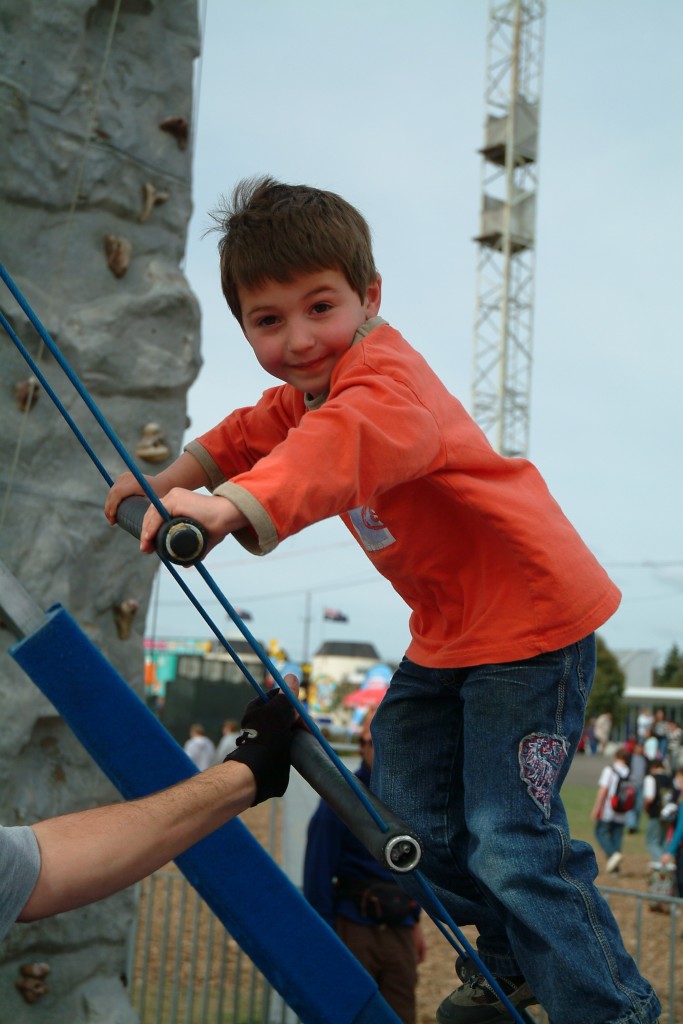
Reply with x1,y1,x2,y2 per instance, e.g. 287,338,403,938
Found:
606,851,623,873
436,957,537,1023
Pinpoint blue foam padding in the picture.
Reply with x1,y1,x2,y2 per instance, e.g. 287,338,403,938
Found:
10,604,401,1024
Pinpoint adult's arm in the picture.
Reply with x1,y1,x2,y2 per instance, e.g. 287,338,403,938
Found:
20,760,255,921
19,688,297,922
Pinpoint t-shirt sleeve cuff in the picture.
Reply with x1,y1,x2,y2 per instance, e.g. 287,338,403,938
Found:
213,482,279,555
184,440,226,491
0,826,41,927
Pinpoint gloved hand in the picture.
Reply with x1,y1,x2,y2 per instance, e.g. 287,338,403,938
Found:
223,689,296,805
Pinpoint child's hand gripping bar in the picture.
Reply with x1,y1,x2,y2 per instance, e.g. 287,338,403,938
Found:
291,730,422,873
116,495,208,566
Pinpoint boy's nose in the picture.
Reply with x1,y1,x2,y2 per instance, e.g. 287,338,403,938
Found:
286,321,316,353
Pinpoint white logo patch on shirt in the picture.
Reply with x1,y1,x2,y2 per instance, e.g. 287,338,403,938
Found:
348,506,396,552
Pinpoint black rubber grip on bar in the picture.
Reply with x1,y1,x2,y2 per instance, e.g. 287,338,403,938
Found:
291,730,422,873
116,495,208,566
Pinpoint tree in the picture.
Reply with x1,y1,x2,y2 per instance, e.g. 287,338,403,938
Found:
585,635,626,727
653,643,683,688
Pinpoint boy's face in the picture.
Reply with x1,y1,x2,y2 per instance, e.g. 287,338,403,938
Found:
238,269,381,395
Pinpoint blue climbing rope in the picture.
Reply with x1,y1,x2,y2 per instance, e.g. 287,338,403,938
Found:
0,260,533,1024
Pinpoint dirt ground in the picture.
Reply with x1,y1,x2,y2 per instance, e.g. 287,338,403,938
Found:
138,802,682,1024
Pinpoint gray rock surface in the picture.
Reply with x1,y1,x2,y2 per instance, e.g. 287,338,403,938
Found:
0,0,200,1017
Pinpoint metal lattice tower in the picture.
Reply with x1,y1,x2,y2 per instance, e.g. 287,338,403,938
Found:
472,0,546,458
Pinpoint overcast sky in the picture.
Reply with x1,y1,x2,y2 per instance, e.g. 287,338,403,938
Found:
148,0,683,668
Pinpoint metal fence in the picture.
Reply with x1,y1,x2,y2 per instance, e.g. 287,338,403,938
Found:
127,867,683,1024
127,870,276,1024
527,884,683,1024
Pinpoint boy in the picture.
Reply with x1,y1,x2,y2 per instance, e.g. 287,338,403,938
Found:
105,177,660,1024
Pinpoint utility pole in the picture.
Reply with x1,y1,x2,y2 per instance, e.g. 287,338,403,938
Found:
302,589,312,664
472,0,545,457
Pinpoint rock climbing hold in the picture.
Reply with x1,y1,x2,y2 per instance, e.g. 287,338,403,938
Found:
113,598,139,641
15,376,40,412
135,422,172,463
139,182,170,224
159,115,189,150
104,234,132,278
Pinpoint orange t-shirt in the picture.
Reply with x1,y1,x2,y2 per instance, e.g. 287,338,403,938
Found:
187,321,620,668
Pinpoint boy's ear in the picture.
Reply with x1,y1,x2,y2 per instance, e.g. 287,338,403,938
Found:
364,275,382,317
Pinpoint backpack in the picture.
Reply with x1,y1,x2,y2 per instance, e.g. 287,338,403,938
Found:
610,771,636,813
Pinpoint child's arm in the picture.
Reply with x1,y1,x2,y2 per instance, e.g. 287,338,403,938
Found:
104,451,211,525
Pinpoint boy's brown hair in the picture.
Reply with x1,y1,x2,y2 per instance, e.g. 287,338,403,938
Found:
212,176,378,325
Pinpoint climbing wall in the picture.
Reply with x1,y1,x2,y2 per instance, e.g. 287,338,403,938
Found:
0,1,200,1017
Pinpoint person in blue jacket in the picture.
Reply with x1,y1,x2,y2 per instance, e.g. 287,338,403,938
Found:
303,708,426,1024
660,766,683,897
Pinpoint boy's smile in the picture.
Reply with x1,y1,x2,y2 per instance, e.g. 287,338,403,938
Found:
238,269,381,396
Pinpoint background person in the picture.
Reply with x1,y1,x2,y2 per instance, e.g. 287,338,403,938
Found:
593,711,613,755
214,719,240,763
625,741,648,834
643,760,676,864
582,716,598,756
643,729,659,764
660,766,683,898
591,747,632,873
636,707,654,744
651,710,669,763
304,709,425,1024
183,723,216,770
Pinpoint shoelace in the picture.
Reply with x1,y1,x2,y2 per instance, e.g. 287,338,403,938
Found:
473,973,519,1002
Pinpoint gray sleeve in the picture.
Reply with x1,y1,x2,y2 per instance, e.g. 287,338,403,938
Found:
0,826,41,940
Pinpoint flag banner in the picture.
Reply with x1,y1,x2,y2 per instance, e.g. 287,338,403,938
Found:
324,607,348,622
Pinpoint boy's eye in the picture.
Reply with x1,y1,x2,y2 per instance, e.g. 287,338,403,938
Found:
311,302,332,314
257,315,279,328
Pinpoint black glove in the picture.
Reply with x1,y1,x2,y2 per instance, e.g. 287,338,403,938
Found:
223,689,296,805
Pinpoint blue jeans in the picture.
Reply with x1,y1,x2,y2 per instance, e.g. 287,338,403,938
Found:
595,820,625,858
371,637,660,1024
625,788,644,832
645,818,668,863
